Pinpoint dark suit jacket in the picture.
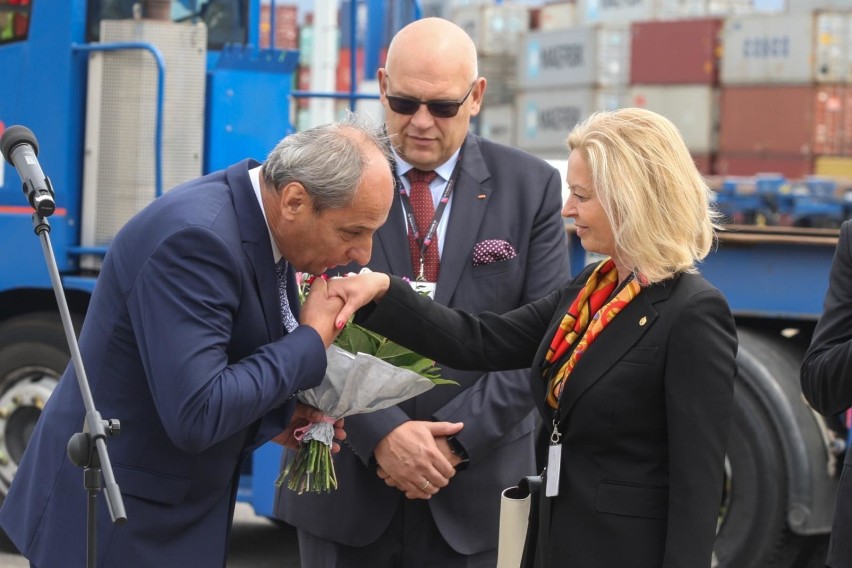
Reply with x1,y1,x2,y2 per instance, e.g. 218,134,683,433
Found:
0,160,328,568
360,263,738,567
275,134,571,554
801,219,852,567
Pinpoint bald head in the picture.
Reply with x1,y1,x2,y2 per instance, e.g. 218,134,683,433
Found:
386,18,478,83
378,18,485,171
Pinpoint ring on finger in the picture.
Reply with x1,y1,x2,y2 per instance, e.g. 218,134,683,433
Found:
419,479,431,490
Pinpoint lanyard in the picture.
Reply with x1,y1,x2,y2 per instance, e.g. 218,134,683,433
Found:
396,155,463,280
544,271,636,496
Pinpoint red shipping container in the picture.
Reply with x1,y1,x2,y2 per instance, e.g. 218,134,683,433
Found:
630,18,722,85
714,153,815,179
296,65,310,109
845,88,852,156
260,5,298,50
336,48,365,94
692,153,714,176
719,85,848,156
336,47,387,93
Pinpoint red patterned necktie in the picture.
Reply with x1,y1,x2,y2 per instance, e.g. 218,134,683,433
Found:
405,169,440,282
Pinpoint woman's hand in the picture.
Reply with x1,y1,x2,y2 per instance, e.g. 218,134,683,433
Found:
325,271,391,330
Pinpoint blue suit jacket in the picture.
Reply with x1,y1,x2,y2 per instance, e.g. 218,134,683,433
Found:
0,160,328,567
275,134,571,554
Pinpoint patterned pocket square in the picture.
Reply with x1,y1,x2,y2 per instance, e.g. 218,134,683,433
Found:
472,239,517,266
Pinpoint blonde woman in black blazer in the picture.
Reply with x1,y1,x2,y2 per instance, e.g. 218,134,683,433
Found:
309,108,739,567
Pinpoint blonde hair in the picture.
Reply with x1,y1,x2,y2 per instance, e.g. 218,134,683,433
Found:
566,107,720,283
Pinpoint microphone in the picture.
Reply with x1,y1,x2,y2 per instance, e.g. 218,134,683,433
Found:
0,125,56,217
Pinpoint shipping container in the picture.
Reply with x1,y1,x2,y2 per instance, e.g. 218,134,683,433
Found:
693,152,715,175
715,153,815,178
477,103,516,146
579,0,658,25
579,0,754,26
450,4,530,56
516,86,624,156
658,0,755,18
336,47,364,93
539,2,579,30
518,26,631,90
719,85,849,155
815,156,852,177
259,4,298,50
480,54,518,106
721,12,851,84
630,18,722,85
629,85,718,152
786,0,852,13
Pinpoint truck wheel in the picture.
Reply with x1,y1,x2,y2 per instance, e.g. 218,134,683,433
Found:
713,332,810,568
0,313,72,500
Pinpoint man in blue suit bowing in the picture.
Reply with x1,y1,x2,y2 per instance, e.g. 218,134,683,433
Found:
0,113,394,568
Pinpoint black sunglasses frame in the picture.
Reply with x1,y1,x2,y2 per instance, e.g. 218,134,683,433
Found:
384,80,476,119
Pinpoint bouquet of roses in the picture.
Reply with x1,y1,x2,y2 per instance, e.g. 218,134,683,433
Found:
275,272,456,494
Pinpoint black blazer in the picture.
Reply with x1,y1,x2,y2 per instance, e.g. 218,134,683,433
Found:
360,264,738,567
802,219,852,567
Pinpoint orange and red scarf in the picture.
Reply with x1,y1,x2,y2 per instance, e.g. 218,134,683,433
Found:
544,258,642,409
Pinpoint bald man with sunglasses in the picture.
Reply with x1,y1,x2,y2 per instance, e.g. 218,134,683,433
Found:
274,17,571,567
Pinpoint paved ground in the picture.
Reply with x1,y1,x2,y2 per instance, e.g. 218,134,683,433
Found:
0,503,301,568
0,504,832,568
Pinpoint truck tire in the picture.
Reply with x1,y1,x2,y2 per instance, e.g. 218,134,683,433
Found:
713,331,813,568
0,312,72,500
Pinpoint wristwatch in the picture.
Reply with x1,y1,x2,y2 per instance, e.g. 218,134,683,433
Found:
446,435,470,471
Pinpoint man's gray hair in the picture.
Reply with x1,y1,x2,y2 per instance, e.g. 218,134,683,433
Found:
262,111,391,211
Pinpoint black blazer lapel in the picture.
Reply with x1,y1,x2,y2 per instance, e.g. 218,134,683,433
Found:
227,160,280,341
553,281,674,421
435,134,491,305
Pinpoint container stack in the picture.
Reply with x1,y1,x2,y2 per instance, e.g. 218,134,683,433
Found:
628,17,723,174
453,3,530,106
513,23,631,159
452,3,532,146
259,3,299,50
717,11,852,178
292,0,852,182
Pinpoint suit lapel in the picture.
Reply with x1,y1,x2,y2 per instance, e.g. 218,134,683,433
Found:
435,134,491,305
553,279,675,422
228,160,280,341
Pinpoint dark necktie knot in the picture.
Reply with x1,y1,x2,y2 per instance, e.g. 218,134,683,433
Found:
405,169,437,185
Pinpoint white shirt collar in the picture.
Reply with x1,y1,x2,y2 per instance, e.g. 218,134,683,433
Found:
249,165,283,263
392,147,461,183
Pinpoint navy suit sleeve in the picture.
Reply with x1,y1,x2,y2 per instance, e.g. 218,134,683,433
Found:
126,225,327,453
802,220,852,416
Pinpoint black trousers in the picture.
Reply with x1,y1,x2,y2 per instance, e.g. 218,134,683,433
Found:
296,497,496,568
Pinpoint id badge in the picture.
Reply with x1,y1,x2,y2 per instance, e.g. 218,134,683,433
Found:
545,443,562,497
410,280,436,299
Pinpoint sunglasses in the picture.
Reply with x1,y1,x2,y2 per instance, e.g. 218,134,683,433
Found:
385,80,476,119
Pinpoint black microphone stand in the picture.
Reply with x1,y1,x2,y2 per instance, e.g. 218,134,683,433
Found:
29,189,127,568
